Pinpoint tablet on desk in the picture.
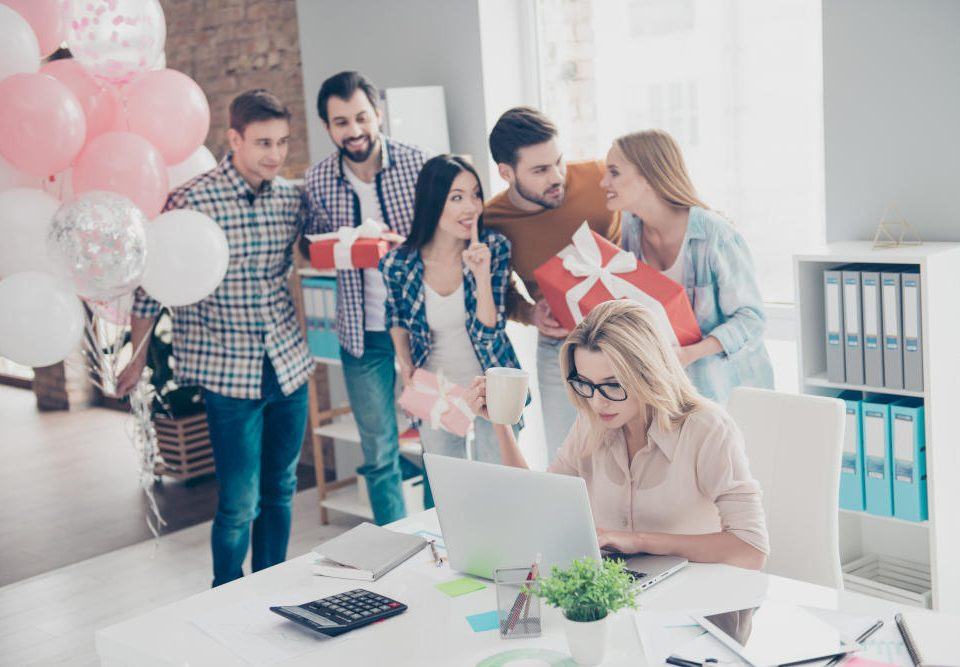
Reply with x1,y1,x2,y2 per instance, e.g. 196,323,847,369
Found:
692,601,858,666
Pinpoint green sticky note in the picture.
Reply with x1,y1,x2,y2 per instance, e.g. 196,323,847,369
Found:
436,577,486,597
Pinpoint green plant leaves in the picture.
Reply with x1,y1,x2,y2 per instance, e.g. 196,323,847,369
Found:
536,557,637,623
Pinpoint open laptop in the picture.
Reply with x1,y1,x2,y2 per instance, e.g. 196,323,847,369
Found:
423,453,686,589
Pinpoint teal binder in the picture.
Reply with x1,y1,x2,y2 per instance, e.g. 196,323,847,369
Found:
838,391,865,511
891,399,927,522
302,276,339,361
862,396,897,516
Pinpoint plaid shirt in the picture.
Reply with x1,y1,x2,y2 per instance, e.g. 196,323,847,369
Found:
379,229,522,373
131,154,314,399
301,137,429,358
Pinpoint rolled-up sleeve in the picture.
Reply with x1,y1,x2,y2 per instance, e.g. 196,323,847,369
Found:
131,286,162,320
694,417,770,555
707,229,766,358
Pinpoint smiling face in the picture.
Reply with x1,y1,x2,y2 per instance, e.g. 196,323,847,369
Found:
571,347,642,430
227,118,290,186
600,143,654,213
436,170,483,241
324,89,382,163
500,138,567,209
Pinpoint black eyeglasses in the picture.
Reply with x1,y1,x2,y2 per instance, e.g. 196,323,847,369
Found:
566,375,628,401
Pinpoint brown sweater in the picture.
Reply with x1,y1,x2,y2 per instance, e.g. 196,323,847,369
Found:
484,160,620,323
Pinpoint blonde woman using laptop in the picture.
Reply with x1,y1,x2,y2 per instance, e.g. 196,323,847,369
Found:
602,129,773,405
465,300,769,570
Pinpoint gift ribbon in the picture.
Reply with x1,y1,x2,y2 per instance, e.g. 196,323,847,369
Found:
412,370,475,433
310,219,388,269
559,222,678,345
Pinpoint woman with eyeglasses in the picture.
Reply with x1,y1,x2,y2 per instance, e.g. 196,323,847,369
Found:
465,299,769,569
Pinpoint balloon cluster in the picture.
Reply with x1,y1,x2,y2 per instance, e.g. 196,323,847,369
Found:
0,0,226,371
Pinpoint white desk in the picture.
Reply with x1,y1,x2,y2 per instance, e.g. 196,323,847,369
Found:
97,510,923,666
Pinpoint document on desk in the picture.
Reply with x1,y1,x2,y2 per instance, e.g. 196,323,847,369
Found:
190,591,346,665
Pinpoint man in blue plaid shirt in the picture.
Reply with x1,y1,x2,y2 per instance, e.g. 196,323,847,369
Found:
118,90,312,587
302,72,429,525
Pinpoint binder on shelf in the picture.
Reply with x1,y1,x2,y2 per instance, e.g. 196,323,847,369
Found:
862,396,896,517
302,276,339,361
842,267,865,385
901,269,924,392
860,268,884,388
823,268,846,383
881,270,904,390
891,399,927,522
838,391,865,511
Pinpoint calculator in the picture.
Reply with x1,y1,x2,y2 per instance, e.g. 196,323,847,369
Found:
269,589,408,637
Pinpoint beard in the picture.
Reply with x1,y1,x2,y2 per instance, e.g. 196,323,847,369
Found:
516,178,565,210
338,133,378,163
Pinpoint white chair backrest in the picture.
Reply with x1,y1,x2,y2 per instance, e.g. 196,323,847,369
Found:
726,387,845,589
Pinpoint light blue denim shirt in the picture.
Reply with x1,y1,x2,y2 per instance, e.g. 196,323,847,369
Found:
621,206,774,403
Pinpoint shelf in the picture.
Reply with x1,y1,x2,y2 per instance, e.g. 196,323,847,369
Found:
313,356,342,367
839,508,929,528
794,241,960,265
320,484,373,520
803,373,924,398
298,267,336,278
314,416,423,458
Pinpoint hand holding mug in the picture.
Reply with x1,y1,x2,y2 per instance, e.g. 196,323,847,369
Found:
465,376,490,420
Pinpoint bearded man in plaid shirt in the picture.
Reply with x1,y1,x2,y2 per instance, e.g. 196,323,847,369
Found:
117,90,313,587
302,72,429,526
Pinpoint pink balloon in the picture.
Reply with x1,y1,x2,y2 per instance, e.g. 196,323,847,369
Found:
0,73,86,178
73,132,169,219
124,69,210,164
40,59,123,143
4,0,68,57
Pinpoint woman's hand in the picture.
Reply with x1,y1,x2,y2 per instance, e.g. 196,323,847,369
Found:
398,360,415,388
597,528,644,554
465,376,491,421
675,345,694,368
462,221,491,281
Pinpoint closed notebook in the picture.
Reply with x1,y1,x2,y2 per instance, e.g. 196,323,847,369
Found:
897,611,960,667
311,522,427,581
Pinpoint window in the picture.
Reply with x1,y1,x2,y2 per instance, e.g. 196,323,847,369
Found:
534,0,824,303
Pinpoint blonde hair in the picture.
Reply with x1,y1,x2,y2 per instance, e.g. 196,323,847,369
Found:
615,129,707,210
559,300,704,453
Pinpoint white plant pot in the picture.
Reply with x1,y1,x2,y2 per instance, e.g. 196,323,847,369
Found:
562,613,609,666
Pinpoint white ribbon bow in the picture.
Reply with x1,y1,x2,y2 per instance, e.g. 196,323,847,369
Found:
559,222,678,346
308,219,388,269
412,370,474,433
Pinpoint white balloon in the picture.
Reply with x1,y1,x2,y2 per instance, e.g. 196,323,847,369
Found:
141,209,229,306
0,188,61,278
0,271,85,368
0,5,41,80
0,151,39,193
166,146,216,191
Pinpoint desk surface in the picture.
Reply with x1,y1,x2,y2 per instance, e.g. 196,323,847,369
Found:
96,510,922,666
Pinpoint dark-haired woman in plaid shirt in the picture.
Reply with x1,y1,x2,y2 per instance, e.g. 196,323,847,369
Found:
380,155,524,490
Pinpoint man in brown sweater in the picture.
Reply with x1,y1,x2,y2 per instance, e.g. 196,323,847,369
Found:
484,107,620,462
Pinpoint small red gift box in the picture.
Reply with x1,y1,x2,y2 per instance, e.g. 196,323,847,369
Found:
307,219,389,270
533,222,701,345
398,369,474,437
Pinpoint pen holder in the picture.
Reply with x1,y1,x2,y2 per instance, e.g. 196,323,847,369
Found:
494,566,542,639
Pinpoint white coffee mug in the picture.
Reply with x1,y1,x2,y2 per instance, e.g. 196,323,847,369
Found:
484,367,529,425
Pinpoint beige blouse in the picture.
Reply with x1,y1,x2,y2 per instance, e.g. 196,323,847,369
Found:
548,403,770,555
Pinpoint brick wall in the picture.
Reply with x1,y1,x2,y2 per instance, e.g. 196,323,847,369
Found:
159,0,310,178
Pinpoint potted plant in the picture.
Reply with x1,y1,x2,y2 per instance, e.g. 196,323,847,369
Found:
538,557,637,666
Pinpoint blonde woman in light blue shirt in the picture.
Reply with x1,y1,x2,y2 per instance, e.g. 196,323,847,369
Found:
600,129,773,404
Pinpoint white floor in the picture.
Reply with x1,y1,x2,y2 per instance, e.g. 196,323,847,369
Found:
0,488,362,666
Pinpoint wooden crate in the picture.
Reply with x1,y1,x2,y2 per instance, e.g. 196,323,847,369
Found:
153,412,215,480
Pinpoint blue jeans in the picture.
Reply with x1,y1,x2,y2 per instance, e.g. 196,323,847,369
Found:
202,358,308,588
537,333,578,465
340,332,406,526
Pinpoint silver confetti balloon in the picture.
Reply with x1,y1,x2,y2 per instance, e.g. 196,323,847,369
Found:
48,191,148,301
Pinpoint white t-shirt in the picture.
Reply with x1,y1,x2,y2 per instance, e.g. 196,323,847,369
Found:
641,246,685,286
343,166,387,331
423,283,482,387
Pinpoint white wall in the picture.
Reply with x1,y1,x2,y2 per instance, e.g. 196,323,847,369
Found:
822,0,960,242
295,0,491,190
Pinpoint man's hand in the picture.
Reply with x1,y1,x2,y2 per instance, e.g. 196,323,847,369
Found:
115,356,147,397
532,298,570,338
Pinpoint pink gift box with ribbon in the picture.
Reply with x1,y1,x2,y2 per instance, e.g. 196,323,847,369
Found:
307,219,390,270
398,369,474,437
533,221,701,346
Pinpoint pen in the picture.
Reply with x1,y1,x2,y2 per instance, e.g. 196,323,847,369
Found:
666,657,702,667
824,618,884,667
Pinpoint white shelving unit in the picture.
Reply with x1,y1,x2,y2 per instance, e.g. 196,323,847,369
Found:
794,242,960,612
